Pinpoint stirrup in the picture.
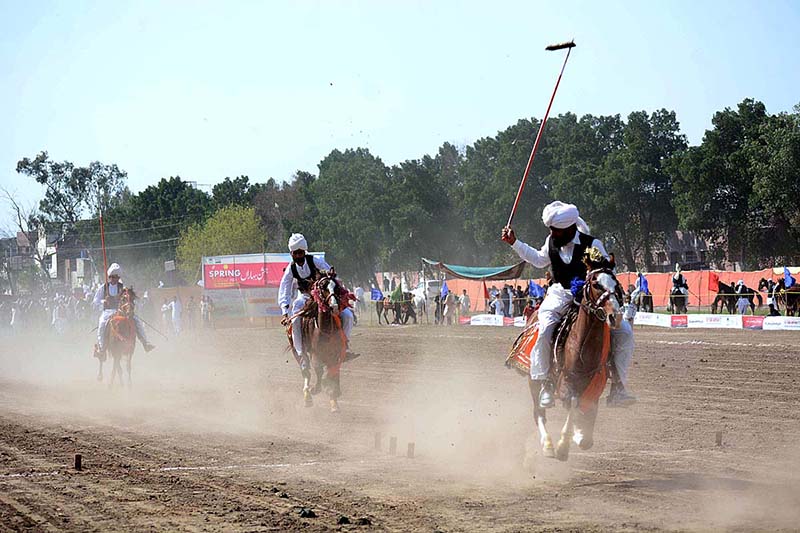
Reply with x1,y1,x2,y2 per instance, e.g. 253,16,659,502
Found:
538,380,555,409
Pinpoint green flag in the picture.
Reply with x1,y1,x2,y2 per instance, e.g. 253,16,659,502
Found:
390,283,403,303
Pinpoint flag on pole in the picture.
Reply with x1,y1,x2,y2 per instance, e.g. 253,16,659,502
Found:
441,280,449,297
639,273,650,294
370,288,383,301
785,267,795,288
390,283,403,303
528,280,545,298
709,272,720,293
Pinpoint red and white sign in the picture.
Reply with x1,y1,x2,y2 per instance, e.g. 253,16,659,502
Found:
670,315,688,328
203,261,287,290
742,316,765,330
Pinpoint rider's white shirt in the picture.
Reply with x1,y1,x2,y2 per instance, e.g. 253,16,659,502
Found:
512,233,609,274
92,282,121,311
278,255,331,314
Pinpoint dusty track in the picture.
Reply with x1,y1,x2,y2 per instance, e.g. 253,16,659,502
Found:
1,322,799,531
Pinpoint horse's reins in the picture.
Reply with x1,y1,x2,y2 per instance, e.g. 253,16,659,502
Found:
575,269,619,371
580,269,616,322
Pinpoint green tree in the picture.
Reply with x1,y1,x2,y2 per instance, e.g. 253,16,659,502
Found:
212,175,269,208
16,151,128,224
176,205,266,281
745,107,800,264
672,99,768,267
312,148,391,282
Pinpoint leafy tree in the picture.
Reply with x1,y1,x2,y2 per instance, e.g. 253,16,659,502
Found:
212,175,269,208
176,205,266,281
312,148,391,282
253,172,316,252
672,99,768,267
745,108,800,264
16,151,127,225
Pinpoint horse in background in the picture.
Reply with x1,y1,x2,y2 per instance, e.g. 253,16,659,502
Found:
668,287,688,314
712,281,762,314
99,288,138,388
375,297,393,325
773,279,800,316
627,284,653,313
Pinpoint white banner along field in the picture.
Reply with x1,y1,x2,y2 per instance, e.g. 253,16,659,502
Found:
459,313,800,331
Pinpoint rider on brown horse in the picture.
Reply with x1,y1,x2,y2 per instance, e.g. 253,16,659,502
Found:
92,263,155,358
502,201,636,408
278,234,359,364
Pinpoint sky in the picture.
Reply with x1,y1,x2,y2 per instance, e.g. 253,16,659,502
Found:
1,0,799,230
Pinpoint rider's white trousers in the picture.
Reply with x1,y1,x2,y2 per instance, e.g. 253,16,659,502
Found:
531,284,634,386
97,309,148,350
290,294,353,356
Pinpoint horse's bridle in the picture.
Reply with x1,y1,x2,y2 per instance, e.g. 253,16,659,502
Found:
580,269,620,322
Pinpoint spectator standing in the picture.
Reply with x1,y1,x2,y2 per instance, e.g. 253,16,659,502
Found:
459,289,471,318
186,296,197,329
169,296,183,335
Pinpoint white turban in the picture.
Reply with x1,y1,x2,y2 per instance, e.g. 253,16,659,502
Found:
107,263,122,277
541,201,590,233
288,233,308,252
737,279,744,286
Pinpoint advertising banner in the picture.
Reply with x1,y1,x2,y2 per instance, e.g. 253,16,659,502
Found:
469,314,505,326
741,316,765,330
201,253,324,318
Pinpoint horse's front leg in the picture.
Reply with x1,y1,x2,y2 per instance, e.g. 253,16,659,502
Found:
109,356,119,388
125,354,132,388
97,359,104,382
527,378,554,459
302,367,313,407
556,407,575,462
572,407,597,450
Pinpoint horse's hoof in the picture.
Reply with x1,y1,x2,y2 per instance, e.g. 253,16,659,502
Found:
303,390,313,407
542,436,556,458
330,400,339,413
555,439,570,462
96,374,102,382
578,437,594,451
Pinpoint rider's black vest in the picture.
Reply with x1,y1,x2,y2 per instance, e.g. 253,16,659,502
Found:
290,256,318,282
673,274,686,288
548,232,595,288
104,282,123,310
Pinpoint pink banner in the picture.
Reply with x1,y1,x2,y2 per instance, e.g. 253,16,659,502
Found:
203,261,288,290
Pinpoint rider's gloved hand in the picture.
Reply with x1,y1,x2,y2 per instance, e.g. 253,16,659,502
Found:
281,314,290,327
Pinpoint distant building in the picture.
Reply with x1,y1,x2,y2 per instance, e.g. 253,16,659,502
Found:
640,230,737,272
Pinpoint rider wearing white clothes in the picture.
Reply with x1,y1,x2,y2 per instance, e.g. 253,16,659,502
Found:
278,234,356,369
672,264,688,294
502,201,636,408
93,263,154,354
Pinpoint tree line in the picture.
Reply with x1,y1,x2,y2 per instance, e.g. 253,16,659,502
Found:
7,97,799,289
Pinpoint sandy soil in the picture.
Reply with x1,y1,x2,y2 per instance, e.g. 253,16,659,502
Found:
1,320,799,532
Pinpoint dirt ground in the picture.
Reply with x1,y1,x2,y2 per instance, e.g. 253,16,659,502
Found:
1,319,799,532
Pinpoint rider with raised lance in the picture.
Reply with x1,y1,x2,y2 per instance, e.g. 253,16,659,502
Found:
92,263,155,358
502,201,636,407
279,234,358,370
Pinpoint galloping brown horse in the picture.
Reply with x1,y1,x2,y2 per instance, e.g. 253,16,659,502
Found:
510,255,623,463
99,288,138,388
290,272,348,412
